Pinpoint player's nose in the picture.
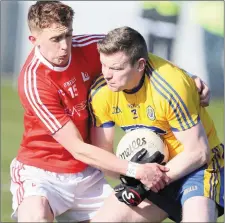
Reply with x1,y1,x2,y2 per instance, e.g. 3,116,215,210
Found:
60,39,69,50
103,67,113,80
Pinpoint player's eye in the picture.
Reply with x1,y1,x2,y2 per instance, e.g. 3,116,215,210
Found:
110,67,122,71
51,37,61,42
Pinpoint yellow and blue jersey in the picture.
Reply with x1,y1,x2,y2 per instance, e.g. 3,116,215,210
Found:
88,53,222,161
88,53,224,210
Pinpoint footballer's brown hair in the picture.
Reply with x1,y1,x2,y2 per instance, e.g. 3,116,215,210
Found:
97,26,148,66
28,1,74,32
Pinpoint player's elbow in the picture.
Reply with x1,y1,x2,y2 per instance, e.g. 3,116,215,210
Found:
195,127,211,165
199,146,210,165
70,141,86,158
60,137,86,160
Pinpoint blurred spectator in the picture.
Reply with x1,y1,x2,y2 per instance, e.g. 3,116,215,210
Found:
140,1,181,60
193,1,224,98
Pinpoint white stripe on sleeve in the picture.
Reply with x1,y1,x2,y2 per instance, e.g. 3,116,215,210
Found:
24,57,62,133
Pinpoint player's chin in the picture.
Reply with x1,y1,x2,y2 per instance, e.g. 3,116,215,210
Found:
56,57,69,66
108,85,121,92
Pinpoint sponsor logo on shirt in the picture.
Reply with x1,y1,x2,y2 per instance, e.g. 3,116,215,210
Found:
127,103,140,109
63,77,76,87
65,100,87,116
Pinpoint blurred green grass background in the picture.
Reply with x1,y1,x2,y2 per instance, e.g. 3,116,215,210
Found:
1,81,224,222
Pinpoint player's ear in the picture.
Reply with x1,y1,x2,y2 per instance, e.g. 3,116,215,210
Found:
137,58,146,72
29,35,37,45
28,30,41,46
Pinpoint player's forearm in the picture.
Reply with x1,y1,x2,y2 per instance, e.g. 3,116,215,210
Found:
102,170,120,179
53,121,130,175
167,123,211,182
71,141,129,175
165,148,208,183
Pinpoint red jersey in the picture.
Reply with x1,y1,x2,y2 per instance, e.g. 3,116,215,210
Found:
17,34,105,173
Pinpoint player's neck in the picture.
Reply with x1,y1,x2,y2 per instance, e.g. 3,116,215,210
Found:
123,73,145,94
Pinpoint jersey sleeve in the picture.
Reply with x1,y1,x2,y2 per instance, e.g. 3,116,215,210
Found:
20,74,70,135
150,62,200,132
88,76,115,128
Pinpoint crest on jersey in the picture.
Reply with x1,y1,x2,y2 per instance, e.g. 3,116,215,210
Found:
81,72,90,82
146,106,155,120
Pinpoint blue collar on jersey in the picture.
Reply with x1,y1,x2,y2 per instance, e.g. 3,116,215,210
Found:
123,74,145,94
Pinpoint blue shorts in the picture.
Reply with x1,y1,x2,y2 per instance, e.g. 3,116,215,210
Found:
148,144,224,220
177,144,224,215
177,165,224,216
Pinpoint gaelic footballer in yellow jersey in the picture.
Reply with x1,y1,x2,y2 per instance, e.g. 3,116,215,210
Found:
88,26,224,222
89,53,222,160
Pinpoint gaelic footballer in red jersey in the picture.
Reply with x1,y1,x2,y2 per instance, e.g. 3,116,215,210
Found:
10,2,115,221
17,34,105,173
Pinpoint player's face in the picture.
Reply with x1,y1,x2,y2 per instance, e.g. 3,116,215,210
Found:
32,23,73,67
100,52,144,92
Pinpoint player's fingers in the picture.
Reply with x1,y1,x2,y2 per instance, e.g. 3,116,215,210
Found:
200,98,210,107
158,165,170,172
200,89,210,107
157,179,166,190
135,148,148,162
151,181,160,192
162,173,171,185
200,84,209,98
193,76,202,93
151,186,159,193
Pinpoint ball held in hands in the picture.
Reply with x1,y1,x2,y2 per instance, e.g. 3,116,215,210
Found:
116,128,169,164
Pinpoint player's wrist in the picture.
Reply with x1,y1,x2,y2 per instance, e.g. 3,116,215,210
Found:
125,161,140,179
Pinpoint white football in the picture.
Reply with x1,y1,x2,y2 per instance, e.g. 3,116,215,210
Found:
116,128,169,163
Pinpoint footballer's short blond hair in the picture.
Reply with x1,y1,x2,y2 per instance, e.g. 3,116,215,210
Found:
28,1,74,32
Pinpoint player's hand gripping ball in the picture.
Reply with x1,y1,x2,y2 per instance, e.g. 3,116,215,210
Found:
114,128,169,207
116,128,169,164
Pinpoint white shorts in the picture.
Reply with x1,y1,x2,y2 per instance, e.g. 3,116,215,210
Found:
10,158,113,222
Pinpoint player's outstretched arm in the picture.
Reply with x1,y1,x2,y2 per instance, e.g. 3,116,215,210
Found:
53,120,169,190
164,122,210,183
53,120,128,174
